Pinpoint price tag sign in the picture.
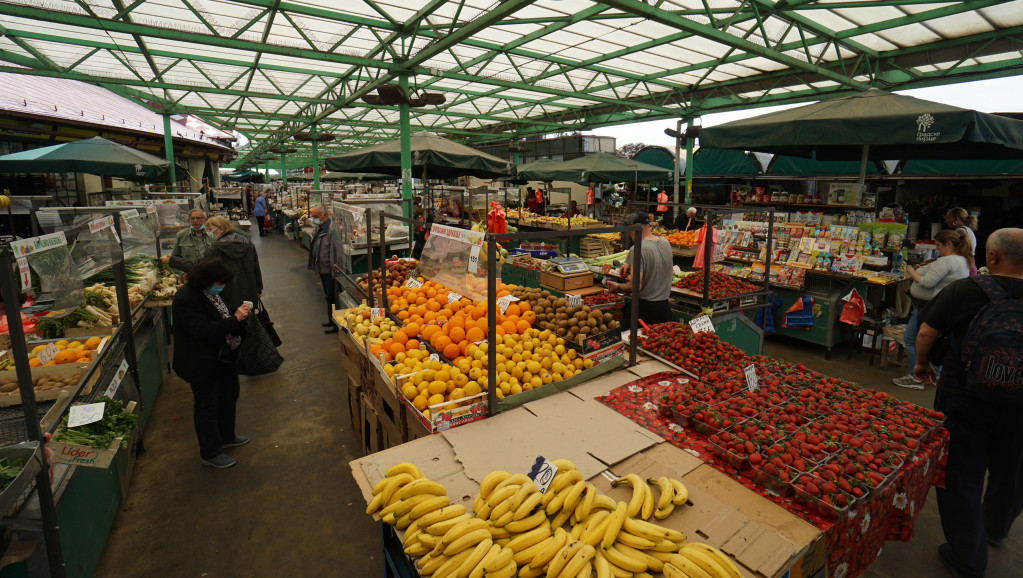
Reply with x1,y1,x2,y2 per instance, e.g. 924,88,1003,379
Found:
16,257,30,290
429,353,440,362
496,294,519,314
96,337,110,355
526,454,559,494
447,292,462,304
370,308,384,320
689,315,715,334
68,402,105,428
36,343,60,365
567,294,582,307
104,359,129,398
405,277,423,289
145,205,157,214
468,245,481,272
88,216,115,234
744,364,759,392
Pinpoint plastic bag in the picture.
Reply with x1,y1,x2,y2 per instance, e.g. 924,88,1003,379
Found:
11,232,84,318
839,289,865,326
418,223,495,301
754,294,783,333
70,215,123,279
118,210,157,259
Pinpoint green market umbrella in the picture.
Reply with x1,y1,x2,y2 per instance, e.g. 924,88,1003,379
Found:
222,169,266,183
511,157,561,183
0,136,170,179
699,88,1023,161
525,151,673,184
320,171,392,181
325,131,514,179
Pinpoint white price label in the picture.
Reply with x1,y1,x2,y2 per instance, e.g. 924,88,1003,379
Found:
68,402,105,428
404,277,423,289
145,205,157,214
429,353,440,362
689,315,715,334
370,308,384,320
447,292,462,304
567,294,582,307
88,216,115,234
468,245,481,272
744,364,759,392
104,359,129,398
526,454,560,494
122,209,140,219
496,294,519,314
36,343,60,365
16,257,30,290
96,337,110,355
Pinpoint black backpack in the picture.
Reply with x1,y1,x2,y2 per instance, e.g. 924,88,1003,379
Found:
960,276,1023,404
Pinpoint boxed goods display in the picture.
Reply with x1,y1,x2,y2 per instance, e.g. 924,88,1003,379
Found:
539,269,593,291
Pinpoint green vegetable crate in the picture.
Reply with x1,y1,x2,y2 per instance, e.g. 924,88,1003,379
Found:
43,398,137,469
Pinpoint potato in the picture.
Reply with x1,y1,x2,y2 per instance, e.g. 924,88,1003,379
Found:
0,383,18,393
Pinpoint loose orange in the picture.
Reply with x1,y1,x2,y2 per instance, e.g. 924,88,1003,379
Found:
427,301,441,312
443,343,461,360
448,317,465,331
449,327,466,343
435,335,453,351
406,339,420,350
405,322,421,337
389,343,405,358
505,303,521,317
501,320,517,335
466,327,485,343
393,331,409,345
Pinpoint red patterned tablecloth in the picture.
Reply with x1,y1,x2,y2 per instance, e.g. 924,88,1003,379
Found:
596,371,948,578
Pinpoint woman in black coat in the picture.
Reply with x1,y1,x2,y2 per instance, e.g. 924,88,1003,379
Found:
172,257,252,469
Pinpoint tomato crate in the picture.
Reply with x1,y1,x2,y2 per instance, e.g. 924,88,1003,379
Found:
791,472,858,520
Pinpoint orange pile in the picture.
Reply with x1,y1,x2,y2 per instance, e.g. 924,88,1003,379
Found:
665,230,698,247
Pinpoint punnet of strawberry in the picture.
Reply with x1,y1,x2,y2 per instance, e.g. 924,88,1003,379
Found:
673,270,760,299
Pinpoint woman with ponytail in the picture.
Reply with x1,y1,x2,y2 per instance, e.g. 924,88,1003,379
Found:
945,207,979,275
893,229,973,390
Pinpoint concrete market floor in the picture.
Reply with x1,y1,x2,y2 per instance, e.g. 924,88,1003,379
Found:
93,231,1023,578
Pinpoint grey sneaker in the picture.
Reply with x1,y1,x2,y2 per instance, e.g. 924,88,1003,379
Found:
222,435,250,448
200,454,236,468
892,375,925,390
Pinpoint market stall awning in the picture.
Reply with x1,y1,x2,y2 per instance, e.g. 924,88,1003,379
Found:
768,152,887,177
0,136,169,180
523,152,673,184
692,148,764,177
699,89,1023,161
325,132,514,179
512,158,563,183
221,170,266,183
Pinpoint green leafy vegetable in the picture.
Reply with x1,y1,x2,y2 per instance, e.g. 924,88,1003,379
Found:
53,396,137,449
0,457,24,492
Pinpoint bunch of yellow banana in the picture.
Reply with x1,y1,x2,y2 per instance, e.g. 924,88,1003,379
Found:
611,474,689,521
647,476,690,519
365,463,450,529
662,542,742,578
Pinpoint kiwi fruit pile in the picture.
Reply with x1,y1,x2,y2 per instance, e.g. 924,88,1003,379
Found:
511,287,620,344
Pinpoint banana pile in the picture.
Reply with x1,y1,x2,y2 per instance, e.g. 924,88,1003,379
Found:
366,461,743,578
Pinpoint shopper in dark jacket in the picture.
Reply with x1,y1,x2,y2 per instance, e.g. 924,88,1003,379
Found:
205,216,263,309
307,205,338,334
172,257,251,469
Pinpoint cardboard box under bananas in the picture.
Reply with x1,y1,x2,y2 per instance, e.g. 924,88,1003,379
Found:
364,459,743,578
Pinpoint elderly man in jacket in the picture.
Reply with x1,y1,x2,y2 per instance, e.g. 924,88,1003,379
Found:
163,209,214,273
308,206,338,334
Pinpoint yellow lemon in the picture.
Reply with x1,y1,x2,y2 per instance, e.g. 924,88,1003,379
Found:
464,381,481,396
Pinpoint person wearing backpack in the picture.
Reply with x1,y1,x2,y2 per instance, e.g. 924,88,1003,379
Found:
913,228,1023,578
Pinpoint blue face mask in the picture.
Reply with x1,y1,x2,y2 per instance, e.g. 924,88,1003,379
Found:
191,224,205,231
206,284,225,295
311,218,322,226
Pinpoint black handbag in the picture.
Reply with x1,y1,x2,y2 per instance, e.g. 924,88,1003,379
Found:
255,300,282,347
236,316,284,376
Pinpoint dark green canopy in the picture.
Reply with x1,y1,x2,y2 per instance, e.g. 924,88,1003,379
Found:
522,151,673,184
512,157,562,183
692,148,764,176
0,136,170,179
699,88,1023,161
222,169,266,183
768,151,886,176
325,131,514,179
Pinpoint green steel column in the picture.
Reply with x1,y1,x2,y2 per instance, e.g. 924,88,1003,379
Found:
685,118,695,204
398,72,412,217
281,150,287,189
673,119,682,205
312,124,321,191
162,114,178,191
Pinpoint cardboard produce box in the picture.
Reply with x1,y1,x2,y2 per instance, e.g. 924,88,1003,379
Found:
351,367,823,578
45,401,137,469
0,363,96,408
540,269,593,291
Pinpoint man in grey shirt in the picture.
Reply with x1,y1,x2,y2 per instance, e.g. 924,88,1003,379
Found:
162,209,214,273
608,210,674,329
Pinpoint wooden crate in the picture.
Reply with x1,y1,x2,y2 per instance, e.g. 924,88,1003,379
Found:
578,237,612,259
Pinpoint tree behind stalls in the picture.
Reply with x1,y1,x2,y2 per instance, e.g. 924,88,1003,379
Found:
616,143,646,158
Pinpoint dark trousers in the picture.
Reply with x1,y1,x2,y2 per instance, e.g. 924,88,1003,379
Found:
320,273,335,320
622,299,673,331
188,364,240,459
255,215,265,236
934,389,1023,577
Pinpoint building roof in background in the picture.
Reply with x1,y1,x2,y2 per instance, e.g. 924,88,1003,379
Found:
0,71,233,150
